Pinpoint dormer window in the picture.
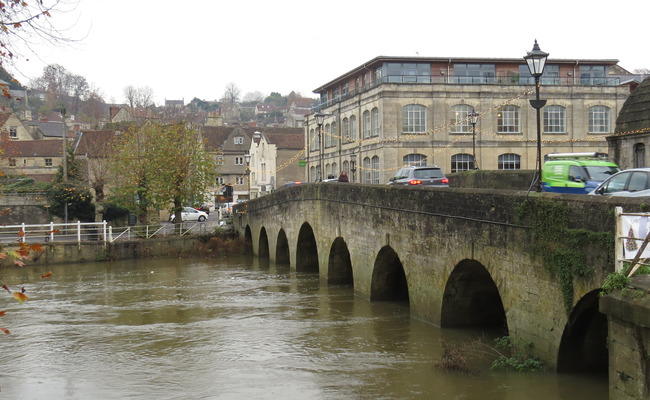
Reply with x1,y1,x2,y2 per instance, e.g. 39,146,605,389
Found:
9,126,17,138
234,136,244,145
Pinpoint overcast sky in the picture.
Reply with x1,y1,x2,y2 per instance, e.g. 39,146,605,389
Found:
11,0,650,106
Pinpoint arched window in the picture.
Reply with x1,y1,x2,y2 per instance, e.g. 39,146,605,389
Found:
325,163,332,179
403,153,427,166
402,104,426,133
342,160,349,174
309,128,317,151
498,153,521,170
331,122,338,145
451,153,474,172
324,123,332,147
363,110,371,139
450,104,474,133
372,156,380,184
544,105,566,133
331,162,338,178
371,107,380,137
589,106,610,133
342,117,349,140
497,105,521,133
363,156,372,183
634,143,646,168
349,115,357,140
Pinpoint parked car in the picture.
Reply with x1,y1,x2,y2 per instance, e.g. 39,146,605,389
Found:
542,152,620,194
387,166,449,186
588,168,650,197
169,207,209,222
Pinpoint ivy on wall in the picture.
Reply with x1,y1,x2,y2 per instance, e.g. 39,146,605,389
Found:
515,199,615,314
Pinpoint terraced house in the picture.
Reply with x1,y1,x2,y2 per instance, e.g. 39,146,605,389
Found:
306,52,646,183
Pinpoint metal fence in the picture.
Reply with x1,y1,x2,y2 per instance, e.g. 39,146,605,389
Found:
0,221,211,245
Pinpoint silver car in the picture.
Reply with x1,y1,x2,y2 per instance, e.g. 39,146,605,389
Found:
589,168,650,197
169,207,209,222
387,166,449,186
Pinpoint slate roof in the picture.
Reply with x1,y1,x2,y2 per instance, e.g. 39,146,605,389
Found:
266,133,304,150
10,140,63,157
615,77,650,135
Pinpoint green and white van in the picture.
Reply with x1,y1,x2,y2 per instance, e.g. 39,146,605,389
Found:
542,152,620,194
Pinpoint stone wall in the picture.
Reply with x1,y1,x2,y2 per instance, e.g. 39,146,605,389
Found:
600,275,650,400
0,193,52,225
448,169,536,190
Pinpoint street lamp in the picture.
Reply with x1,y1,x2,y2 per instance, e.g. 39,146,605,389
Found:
524,39,549,192
314,112,326,181
244,152,251,199
350,151,357,183
468,108,479,170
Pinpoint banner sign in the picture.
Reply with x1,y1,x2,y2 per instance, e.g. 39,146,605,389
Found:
621,214,650,260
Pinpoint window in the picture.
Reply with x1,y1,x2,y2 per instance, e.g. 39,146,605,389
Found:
216,177,224,185
8,158,16,167
403,153,427,167
342,160,349,174
261,163,266,181
9,126,17,138
451,153,473,173
519,64,560,85
325,123,332,147
235,156,244,165
580,65,607,85
372,156,380,184
497,105,521,133
498,153,521,170
544,106,566,133
331,162,338,178
310,128,319,151
349,115,357,140
233,136,244,145
371,108,380,137
453,63,496,84
333,87,340,99
342,117,349,140
236,176,244,185
363,157,371,183
384,62,431,83
363,110,371,139
216,156,224,165
342,83,349,96
634,143,646,168
331,122,337,145
589,106,610,133
45,158,53,167
450,105,474,133
402,104,426,133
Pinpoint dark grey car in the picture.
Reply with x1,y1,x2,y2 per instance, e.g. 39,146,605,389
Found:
387,166,449,186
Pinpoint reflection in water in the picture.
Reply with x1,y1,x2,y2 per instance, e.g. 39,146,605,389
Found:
0,257,607,400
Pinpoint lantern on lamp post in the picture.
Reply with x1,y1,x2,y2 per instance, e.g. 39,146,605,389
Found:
468,108,479,170
524,39,549,192
314,112,326,182
244,152,251,199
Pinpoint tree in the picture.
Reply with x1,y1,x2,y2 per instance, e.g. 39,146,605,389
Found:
223,82,240,105
29,64,90,115
110,122,217,224
243,91,265,103
123,85,155,108
47,147,95,222
634,68,650,75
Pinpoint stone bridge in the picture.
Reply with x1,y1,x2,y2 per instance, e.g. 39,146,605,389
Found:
234,183,644,374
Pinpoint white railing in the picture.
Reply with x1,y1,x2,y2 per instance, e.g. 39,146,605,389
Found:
0,221,211,245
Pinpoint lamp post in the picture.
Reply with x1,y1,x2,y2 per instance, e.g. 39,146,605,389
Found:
314,112,326,181
61,107,68,224
468,108,479,170
524,39,549,192
350,151,357,183
244,152,251,200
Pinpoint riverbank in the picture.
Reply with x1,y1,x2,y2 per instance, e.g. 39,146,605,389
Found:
1,231,247,267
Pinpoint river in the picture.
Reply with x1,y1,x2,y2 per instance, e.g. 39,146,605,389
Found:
0,256,608,400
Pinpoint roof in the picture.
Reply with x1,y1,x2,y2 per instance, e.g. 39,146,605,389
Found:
27,120,73,138
266,133,304,150
200,125,303,151
10,140,64,157
313,55,623,92
615,77,650,135
74,130,118,157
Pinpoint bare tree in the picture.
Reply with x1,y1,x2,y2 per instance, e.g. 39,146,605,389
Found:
123,85,155,108
223,82,240,105
634,68,650,75
243,91,265,103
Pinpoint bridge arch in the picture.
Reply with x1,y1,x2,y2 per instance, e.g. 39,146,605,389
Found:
327,237,353,285
258,227,269,259
557,289,608,374
370,246,408,303
276,229,290,265
244,225,253,255
441,259,507,333
296,222,319,273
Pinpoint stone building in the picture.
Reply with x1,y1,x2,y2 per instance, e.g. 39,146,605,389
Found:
606,77,650,169
307,54,644,183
